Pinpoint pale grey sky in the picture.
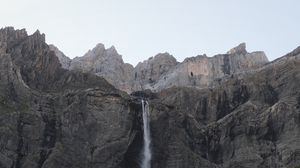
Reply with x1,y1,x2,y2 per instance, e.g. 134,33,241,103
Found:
1,0,299,65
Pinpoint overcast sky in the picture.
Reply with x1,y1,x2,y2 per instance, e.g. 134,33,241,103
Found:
1,0,299,65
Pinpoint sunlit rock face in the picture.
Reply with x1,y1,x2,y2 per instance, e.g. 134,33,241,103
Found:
50,43,134,92
132,52,178,91
149,43,268,91
131,43,268,92
69,44,134,92
53,42,268,93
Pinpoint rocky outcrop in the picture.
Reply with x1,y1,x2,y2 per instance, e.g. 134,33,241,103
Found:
0,27,135,168
49,44,71,69
58,43,134,92
132,52,178,91
147,49,300,168
0,27,299,168
149,43,268,91
227,42,248,55
53,43,268,93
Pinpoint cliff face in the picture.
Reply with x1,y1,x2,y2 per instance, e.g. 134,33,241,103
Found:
135,47,300,168
150,43,268,91
52,42,268,93
132,52,178,91
149,50,300,167
50,44,134,92
0,27,136,168
48,45,71,69
0,27,299,168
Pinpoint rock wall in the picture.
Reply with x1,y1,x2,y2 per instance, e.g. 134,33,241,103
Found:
51,42,268,93
49,45,71,69
1,27,299,168
132,52,178,91
151,43,268,91
50,43,134,92
0,27,136,168
147,48,300,168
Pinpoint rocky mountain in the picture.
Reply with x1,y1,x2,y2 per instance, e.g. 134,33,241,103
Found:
48,45,71,69
148,43,268,91
149,48,300,167
51,42,268,93
0,27,131,168
50,43,134,92
132,52,178,91
0,27,299,168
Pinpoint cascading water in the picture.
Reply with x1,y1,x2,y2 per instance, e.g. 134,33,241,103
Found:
141,100,151,168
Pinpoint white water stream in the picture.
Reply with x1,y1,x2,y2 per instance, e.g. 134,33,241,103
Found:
141,100,151,168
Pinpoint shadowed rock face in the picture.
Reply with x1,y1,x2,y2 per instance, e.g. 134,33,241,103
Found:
48,45,71,69
147,48,300,168
0,27,137,168
0,27,299,168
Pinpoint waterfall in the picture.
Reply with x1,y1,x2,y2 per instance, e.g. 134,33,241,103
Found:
141,100,151,168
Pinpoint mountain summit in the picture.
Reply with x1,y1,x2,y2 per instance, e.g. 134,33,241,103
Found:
50,42,268,93
0,27,299,168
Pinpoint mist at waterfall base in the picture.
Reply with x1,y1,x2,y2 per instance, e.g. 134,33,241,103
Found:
141,100,151,168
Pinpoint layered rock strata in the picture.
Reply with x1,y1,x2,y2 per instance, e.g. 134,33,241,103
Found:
51,43,268,93
0,27,299,168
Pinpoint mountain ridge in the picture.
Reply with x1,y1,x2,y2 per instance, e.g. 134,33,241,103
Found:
49,41,269,93
0,27,299,168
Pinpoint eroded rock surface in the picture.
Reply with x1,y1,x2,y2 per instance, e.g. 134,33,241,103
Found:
0,27,299,168
52,42,268,93
50,44,134,92
150,43,268,91
0,27,138,168
49,44,71,69
147,48,300,168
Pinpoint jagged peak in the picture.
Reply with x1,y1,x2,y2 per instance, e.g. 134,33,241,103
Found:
33,29,40,35
84,43,106,56
227,43,247,55
135,52,177,69
0,27,28,42
153,52,177,62
148,52,174,60
49,44,58,50
28,29,46,43
0,26,16,33
107,45,119,54
108,45,116,51
77,43,123,62
183,54,208,62
155,52,171,56
94,43,105,50
0,26,26,34
49,44,70,58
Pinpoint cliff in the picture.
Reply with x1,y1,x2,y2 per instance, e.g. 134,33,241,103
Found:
51,42,268,93
0,27,299,168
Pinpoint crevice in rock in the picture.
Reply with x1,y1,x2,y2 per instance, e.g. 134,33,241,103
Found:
216,91,231,120
37,100,57,168
206,130,223,164
222,54,231,75
195,97,208,123
262,84,278,106
118,101,144,168
232,85,249,107
15,113,25,168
